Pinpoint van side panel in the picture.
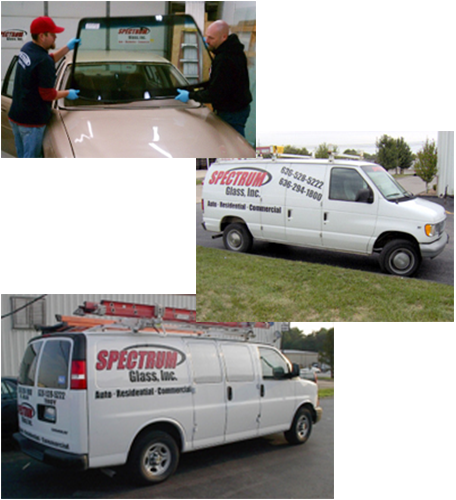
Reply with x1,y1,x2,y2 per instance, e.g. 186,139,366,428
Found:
282,162,326,248
87,336,194,468
220,343,261,443
203,163,277,237
255,163,286,242
186,341,226,449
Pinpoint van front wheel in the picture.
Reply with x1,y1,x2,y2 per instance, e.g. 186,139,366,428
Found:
284,407,313,445
128,431,179,485
223,223,252,252
379,239,421,276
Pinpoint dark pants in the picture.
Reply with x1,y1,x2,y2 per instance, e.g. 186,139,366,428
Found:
216,105,251,137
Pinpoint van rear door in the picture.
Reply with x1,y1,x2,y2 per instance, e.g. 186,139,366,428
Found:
16,335,88,460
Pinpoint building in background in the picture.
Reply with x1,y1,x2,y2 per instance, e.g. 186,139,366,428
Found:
1,295,286,376
437,131,454,197
282,350,319,368
1,294,195,376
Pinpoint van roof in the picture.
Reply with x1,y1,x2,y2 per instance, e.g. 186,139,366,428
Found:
214,158,379,168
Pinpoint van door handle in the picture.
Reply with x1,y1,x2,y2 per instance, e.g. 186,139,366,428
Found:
227,386,233,401
324,212,328,221
260,384,265,397
287,209,292,219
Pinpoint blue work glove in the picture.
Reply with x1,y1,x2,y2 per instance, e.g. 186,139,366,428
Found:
67,38,81,50
175,89,190,103
67,89,80,100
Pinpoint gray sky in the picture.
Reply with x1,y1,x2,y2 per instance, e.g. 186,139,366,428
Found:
256,131,438,154
290,322,334,335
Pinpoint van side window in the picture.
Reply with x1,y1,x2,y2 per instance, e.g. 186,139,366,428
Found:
221,345,255,382
18,341,43,386
188,343,222,384
258,347,290,379
329,168,370,201
37,340,71,389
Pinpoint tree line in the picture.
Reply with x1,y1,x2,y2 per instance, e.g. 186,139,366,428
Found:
282,327,334,377
282,135,438,192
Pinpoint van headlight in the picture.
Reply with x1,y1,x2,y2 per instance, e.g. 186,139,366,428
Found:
424,224,436,237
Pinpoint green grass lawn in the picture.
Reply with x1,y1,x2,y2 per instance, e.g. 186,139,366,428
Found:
196,246,453,321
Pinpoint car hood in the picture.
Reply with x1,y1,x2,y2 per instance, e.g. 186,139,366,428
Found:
58,103,255,158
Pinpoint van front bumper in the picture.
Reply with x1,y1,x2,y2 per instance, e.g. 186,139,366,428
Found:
420,232,449,259
315,406,323,423
14,432,88,470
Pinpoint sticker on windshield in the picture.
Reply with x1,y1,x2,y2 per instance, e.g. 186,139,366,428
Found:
118,27,151,44
85,23,100,30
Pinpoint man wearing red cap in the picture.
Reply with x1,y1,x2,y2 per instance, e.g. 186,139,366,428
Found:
8,16,80,157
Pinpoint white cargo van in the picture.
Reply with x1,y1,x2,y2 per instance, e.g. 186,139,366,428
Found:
14,308,322,485
201,157,449,276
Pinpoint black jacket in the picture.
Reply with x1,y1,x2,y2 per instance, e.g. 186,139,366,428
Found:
190,34,252,113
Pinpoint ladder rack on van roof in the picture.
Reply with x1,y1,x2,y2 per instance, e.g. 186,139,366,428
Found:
216,152,366,163
43,300,272,341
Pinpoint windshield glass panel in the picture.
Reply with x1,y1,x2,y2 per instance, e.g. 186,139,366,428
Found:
362,164,410,200
66,62,188,105
70,15,211,103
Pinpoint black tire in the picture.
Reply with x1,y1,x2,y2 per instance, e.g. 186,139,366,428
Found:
284,407,313,445
223,223,253,252
379,239,421,276
128,431,179,485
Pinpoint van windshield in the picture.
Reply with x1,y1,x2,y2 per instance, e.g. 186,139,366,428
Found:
361,164,414,201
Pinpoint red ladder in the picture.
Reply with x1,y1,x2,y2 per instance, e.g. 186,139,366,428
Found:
74,300,271,331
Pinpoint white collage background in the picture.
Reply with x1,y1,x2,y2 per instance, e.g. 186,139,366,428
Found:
1,2,454,498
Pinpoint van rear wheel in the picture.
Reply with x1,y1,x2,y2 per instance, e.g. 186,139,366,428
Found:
128,431,179,485
223,223,253,252
284,407,313,445
379,239,421,276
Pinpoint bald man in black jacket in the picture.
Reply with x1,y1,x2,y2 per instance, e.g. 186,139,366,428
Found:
175,20,252,137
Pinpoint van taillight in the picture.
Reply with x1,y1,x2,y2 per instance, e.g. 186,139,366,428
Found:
71,360,87,390
201,199,204,212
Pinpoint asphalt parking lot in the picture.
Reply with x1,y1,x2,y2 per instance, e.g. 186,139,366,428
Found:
1,397,333,499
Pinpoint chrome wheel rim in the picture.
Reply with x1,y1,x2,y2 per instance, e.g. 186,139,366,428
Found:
144,443,171,477
297,414,310,440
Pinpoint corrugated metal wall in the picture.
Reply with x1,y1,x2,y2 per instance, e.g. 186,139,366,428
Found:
1,294,195,376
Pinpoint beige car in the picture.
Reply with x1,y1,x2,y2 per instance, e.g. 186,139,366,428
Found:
1,15,255,158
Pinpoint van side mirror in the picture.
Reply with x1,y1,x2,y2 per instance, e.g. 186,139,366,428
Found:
290,363,300,378
355,188,373,203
